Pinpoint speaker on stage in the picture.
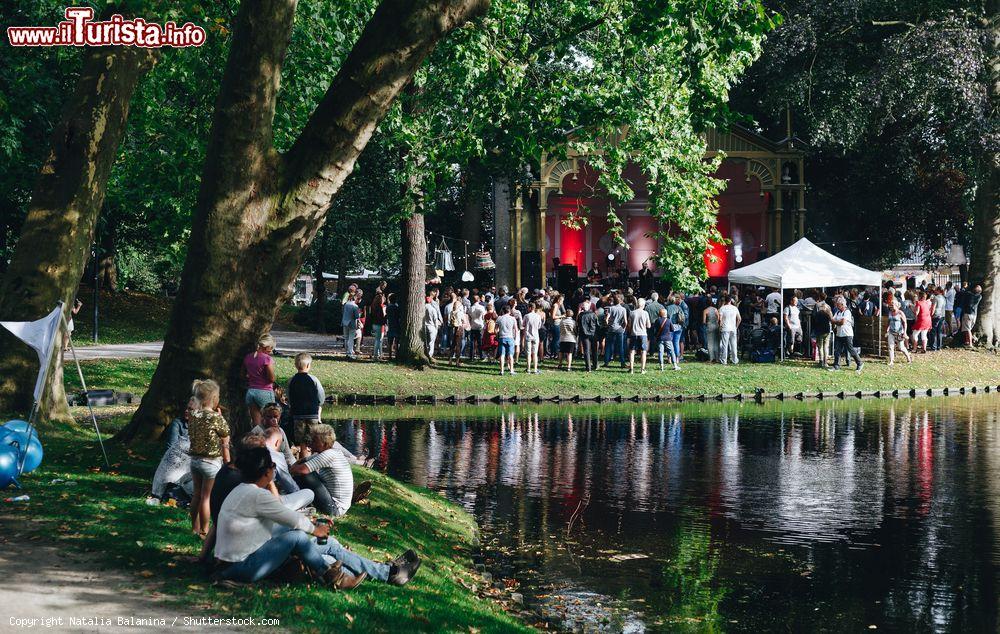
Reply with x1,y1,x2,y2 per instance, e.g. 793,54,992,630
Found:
520,251,542,290
556,264,578,295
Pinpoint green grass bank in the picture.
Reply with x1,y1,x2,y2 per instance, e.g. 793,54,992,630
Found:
1,414,532,633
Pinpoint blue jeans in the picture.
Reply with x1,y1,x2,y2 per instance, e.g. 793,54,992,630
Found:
604,331,626,365
548,324,560,357
221,529,390,583
930,317,943,350
670,330,683,363
657,340,677,367
372,325,385,358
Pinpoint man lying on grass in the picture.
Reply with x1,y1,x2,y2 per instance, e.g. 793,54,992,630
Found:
213,446,420,589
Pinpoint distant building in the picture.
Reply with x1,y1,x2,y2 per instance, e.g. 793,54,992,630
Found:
883,244,966,289
492,124,807,290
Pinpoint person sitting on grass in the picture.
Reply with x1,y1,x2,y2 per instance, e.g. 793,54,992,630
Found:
292,425,372,517
288,352,325,457
264,427,300,495
214,447,421,588
251,403,295,466
198,433,314,568
152,399,194,501
188,379,231,540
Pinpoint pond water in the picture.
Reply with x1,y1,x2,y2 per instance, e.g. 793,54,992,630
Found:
330,396,1000,632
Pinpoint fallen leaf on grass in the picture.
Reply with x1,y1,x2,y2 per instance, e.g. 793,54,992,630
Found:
139,570,154,578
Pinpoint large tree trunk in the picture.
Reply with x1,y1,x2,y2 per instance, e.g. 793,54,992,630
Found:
0,46,155,421
120,0,489,441
971,0,1000,347
396,213,431,367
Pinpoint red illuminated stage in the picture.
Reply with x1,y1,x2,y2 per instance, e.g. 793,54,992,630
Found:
494,126,806,290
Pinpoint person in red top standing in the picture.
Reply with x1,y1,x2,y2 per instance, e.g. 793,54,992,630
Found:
242,333,277,427
911,290,933,353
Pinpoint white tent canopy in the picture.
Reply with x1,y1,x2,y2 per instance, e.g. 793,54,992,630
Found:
727,237,881,289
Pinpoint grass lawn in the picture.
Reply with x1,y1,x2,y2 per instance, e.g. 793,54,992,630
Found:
71,290,309,346
69,348,1000,401
2,414,531,633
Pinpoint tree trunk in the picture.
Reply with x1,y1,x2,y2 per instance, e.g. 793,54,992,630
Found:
0,46,155,421
396,213,431,367
120,0,489,441
971,0,1000,347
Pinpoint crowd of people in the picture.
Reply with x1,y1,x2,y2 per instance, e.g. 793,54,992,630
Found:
151,346,418,591
334,277,984,374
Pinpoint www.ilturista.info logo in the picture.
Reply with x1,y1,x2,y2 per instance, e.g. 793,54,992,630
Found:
7,7,206,47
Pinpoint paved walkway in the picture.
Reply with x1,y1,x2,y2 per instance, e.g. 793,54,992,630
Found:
74,330,346,361
0,521,259,633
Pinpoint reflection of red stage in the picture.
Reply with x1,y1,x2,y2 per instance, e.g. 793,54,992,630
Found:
544,160,773,280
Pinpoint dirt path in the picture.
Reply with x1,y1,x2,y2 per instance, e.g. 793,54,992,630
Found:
0,520,270,633
73,330,345,361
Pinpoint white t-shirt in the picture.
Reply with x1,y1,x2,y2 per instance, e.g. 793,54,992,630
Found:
522,311,544,341
944,288,956,310
765,292,782,314
783,304,801,329
216,483,313,563
719,304,740,332
629,309,651,336
496,314,519,340
468,303,487,330
834,309,854,337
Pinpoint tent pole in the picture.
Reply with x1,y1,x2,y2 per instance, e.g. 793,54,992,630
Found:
780,286,784,362
15,302,64,478
62,312,110,468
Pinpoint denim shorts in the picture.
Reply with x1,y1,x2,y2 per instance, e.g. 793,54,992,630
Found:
498,337,515,357
245,388,275,409
190,456,223,479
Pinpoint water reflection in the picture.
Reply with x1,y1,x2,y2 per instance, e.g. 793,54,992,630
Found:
331,397,1000,632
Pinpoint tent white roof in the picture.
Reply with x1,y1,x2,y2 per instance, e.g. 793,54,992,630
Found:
728,237,882,289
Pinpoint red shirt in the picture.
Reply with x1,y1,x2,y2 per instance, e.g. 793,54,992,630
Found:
914,299,933,330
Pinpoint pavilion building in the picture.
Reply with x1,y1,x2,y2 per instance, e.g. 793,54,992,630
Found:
492,124,806,291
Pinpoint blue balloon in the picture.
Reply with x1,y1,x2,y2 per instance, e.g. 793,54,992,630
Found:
0,430,43,474
0,445,20,489
3,420,33,434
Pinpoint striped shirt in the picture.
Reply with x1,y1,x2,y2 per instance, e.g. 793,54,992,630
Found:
305,448,353,512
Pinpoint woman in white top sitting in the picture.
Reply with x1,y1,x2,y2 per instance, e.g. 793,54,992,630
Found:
213,447,420,588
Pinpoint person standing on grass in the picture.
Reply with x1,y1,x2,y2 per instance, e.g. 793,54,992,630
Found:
467,292,486,361
912,290,932,353
341,294,361,360
448,293,467,366
496,304,519,375
422,292,443,358
944,281,956,335
188,380,231,540
930,287,946,351
812,297,833,368
831,297,864,373
368,291,387,361
665,295,686,364
558,309,578,371
523,300,544,374
886,302,913,365
961,284,983,346
654,307,680,370
385,293,400,359
645,292,664,340
577,300,598,372
603,294,628,369
703,297,720,362
481,302,499,361
288,352,325,457
628,298,651,374
242,334,276,427
782,295,803,356
719,296,741,365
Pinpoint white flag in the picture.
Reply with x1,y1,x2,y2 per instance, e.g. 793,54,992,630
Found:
1,304,63,401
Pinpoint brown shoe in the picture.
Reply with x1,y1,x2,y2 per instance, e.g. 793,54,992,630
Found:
352,480,373,506
335,571,367,590
322,561,346,589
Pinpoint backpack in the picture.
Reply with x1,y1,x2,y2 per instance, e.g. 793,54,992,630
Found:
486,318,497,335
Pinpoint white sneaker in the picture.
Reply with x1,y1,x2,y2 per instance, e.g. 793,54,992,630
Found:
641,370,647,375
510,370,517,375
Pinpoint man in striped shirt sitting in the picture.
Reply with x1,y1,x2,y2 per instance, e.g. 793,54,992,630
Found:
291,424,354,517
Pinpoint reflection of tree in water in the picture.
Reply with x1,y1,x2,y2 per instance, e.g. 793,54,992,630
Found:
648,518,727,631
